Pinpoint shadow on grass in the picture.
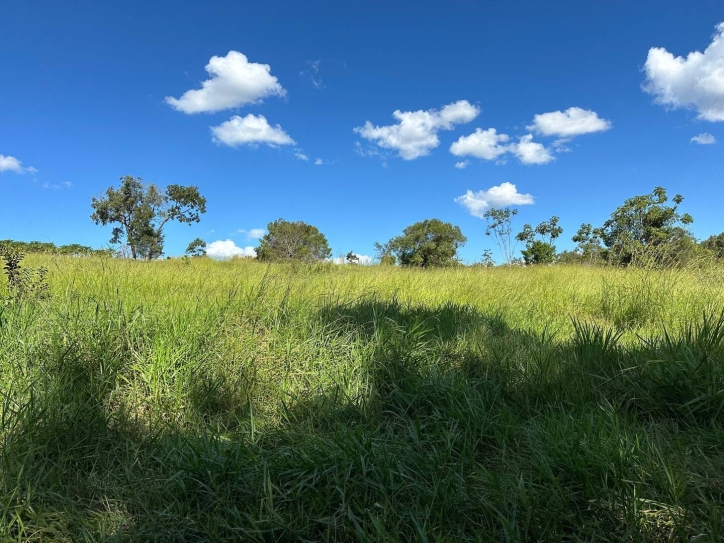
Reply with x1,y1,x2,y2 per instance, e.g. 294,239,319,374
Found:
1,298,723,540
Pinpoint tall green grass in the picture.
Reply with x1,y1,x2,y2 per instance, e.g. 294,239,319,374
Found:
1,257,723,540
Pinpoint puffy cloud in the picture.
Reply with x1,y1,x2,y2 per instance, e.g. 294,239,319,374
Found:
450,130,553,165
643,22,724,121
511,134,555,165
527,107,611,137
454,182,534,218
211,114,295,147
0,154,36,174
207,239,257,259
331,253,374,265
450,128,509,160
165,51,286,114
691,133,716,144
354,100,479,160
454,160,470,169
238,228,266,239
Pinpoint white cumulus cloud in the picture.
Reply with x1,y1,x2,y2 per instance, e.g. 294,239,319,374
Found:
511,134,555,165
354,100,480,160
454,182,534,218
527,107,611,137
691,133,716,144
294,150,309,161
643,22,724,121
454,160,470,169
450,130,553,165
0,154,36,174
165,51,286,114
211,114,295,147
207,240,257,259
450,128,510,160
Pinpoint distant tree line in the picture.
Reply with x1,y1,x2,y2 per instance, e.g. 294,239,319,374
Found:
8,179,723,269
0,240,113,257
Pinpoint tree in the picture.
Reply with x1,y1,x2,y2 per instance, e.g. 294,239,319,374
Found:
600,186,694,265
572,223,606,264
380,219,466,268
483,208,518,266
91,176,206,260
515,216,563,265
471,249,495,268
701,233,724,259
345,251,359,264
186,238,207,257
256,219,332,262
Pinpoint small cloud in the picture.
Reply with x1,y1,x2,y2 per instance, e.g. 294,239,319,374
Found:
165,51,286,114
450,128,509,161
454,160,470,169
211,114,295,147
450,130,553,165
314,158,335,165
511,134,555,165
42,180,71,190
207,239,257,259
236,228,266,240
300,59,325,89
354,100,480,160
0,154,36,174
527,107,611,137
691,133,716,144
455,182,534,218
294,150,309,161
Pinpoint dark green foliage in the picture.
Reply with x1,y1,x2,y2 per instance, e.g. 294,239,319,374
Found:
572,223,607,264
600,186,695,265
90,175,207,260
516,216,562,265
256,219,332,262
0,243,49,301
0,240,109,256
345,251,359,264
380,218,466,267
701,232,724,258
520,239,557,264
185,238,207,257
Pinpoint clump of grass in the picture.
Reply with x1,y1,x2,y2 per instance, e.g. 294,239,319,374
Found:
1,256,723,540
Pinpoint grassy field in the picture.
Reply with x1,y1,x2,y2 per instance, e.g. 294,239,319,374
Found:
1,256,724,541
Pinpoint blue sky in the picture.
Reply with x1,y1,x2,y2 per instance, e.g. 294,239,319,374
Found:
1,0,722,263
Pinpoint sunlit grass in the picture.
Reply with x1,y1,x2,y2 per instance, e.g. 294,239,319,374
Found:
1,256,723,540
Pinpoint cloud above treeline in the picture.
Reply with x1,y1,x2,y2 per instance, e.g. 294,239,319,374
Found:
207,239,257,259
527,107,612,137
354,100,480,160
353,99,609,166
211,114,295,147
691,133,716,144
0,154,36,174
455,182,534,218
165,51,286,114
643,22,724,122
